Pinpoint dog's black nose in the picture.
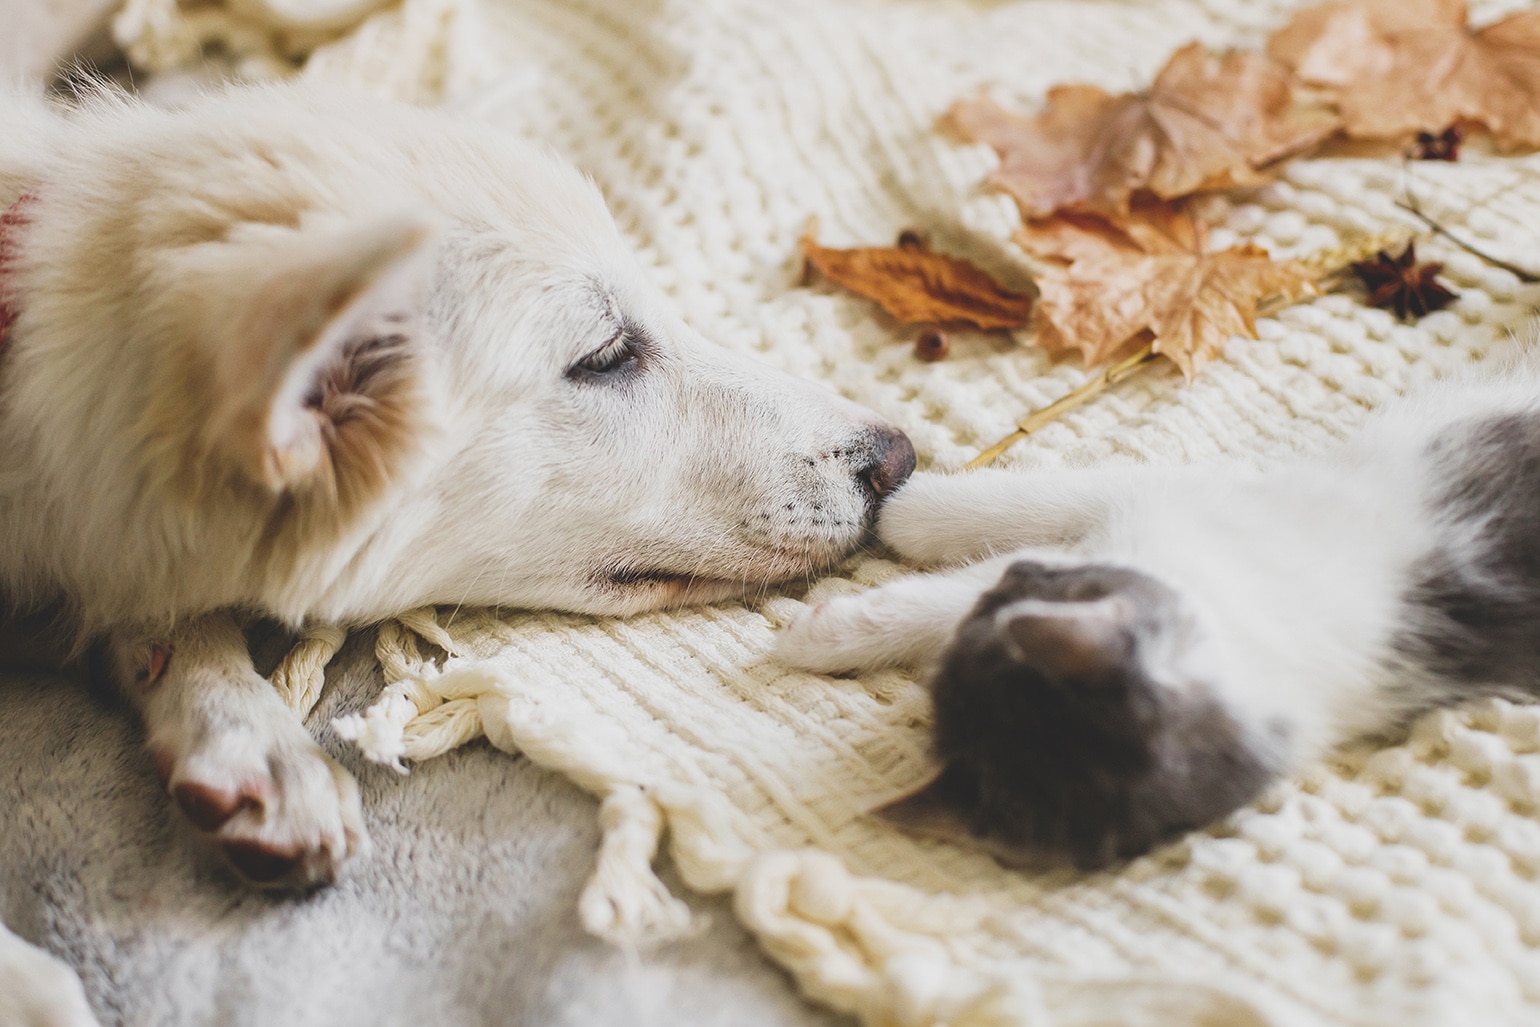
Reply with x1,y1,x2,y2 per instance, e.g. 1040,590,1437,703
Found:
858,427,916,501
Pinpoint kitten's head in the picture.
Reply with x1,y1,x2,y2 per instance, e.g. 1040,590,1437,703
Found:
880,560,1279,869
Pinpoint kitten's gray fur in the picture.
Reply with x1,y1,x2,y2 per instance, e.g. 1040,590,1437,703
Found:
1398,412,1540,693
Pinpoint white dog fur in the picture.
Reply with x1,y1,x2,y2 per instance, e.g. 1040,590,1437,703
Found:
0,81,912,1024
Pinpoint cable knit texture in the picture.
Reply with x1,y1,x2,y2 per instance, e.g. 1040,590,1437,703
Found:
120,1,1540,1024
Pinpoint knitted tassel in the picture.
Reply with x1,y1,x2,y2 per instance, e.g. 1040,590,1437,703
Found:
579,785,695,946
271,624,349,718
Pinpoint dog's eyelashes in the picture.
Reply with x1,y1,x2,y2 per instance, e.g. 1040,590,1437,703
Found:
569,329,639,380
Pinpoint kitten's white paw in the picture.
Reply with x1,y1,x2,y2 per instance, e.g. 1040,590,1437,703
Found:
877,474,961,564
0,926,99,1027
879,472,1023,565
775,561,1012,674
775,596,884,674
880,469,1096,565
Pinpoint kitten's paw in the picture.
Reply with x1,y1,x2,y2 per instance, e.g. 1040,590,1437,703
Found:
881,469,1068,566
877,472,980,565
152,704,368,891
776,560,1016,674
0,926,99,1027
776,596,888,673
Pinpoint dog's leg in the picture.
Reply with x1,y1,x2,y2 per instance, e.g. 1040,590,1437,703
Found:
776,555,1027,674
878,467,1157,566
0,922,98,1027
109,613,367,889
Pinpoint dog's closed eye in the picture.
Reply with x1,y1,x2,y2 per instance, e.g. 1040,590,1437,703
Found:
568,325,647,381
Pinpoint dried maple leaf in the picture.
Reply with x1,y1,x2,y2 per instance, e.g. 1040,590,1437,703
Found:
1016,203,1318,378
1268,0,1540,151
1350,242,1458,319
948,43,1338,219
799,220,1033,330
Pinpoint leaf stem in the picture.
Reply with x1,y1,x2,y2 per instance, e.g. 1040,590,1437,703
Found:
965,342,1158,470
963,227,1419,469
1394,199,1540,284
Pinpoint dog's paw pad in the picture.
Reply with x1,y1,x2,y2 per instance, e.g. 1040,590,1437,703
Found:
221,839,308,886
163,733,367,891
171,780,258,832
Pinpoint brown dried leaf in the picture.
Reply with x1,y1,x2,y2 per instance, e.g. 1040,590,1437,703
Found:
799,221,1034,330
1268,0,1540,151
949,43,1338,219
1017,203,1318,378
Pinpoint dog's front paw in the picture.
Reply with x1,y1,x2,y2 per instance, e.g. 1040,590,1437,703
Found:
113,616,370,891
0,925,99,1027
153,711,367,890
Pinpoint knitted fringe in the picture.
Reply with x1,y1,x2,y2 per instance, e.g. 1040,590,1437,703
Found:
111,0,493,103
271,624,348,718
305,610,1301,1025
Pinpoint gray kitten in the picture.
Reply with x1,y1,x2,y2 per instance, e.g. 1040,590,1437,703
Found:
780,359,1540,867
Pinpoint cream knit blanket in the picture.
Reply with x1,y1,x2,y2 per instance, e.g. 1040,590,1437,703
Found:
118,1,1540,1024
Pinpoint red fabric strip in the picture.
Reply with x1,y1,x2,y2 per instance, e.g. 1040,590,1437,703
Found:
0,191,39,356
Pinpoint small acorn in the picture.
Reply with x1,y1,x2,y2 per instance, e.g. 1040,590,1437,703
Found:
915,328,950,361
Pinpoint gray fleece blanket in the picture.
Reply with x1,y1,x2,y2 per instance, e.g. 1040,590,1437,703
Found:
1,633,845,1026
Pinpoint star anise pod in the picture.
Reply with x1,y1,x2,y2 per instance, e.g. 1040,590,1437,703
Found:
1350,243,1458,320
1409,125,1464,161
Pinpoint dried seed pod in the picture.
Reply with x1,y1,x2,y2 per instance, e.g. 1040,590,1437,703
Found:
915,329,950,361
1409,125,1463,161
1350,242,1458,321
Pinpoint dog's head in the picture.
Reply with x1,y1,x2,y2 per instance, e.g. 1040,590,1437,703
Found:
2,84,912,626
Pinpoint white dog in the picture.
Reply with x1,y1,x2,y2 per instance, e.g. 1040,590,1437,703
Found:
0,82,912,1024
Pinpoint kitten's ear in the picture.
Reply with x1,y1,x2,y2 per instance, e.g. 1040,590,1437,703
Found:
1001,597,1136,681
872,764,978,843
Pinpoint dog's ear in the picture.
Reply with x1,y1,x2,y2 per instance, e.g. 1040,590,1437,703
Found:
152,216,438,495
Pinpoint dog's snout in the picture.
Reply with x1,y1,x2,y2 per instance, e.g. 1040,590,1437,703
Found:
857,427,916,500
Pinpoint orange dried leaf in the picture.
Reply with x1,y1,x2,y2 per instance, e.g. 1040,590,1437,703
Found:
800,222,1033,331
1017,204,1317,378
949,43,1338,219
1268,0,1540,150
